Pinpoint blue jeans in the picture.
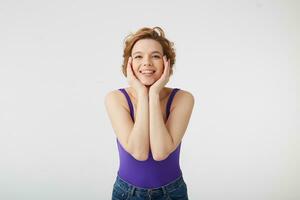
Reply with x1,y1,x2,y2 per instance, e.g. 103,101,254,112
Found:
111,175,189,200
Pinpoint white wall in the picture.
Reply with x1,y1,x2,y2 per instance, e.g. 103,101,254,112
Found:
0,0,299,199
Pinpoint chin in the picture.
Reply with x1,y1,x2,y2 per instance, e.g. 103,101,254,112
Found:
141,80,155,86
142,83,153,87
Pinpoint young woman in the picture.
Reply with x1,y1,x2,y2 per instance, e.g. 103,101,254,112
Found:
105,27,194,200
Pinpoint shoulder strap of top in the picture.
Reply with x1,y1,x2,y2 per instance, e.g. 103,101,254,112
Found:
118,88,134,121
119,88,180,121
166,88,180,119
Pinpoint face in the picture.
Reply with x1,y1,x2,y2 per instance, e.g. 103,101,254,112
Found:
131,39,164,86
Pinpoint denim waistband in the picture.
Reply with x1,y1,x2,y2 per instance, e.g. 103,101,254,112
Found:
115,175,185,195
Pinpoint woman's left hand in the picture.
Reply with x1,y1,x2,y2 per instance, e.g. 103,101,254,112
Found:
149,55,171,95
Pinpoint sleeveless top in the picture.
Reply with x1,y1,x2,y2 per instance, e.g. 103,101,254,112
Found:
116,88,182,188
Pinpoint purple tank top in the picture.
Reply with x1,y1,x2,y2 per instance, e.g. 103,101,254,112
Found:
116,88,182,188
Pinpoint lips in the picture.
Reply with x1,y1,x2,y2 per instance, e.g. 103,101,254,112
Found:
139,69,156,75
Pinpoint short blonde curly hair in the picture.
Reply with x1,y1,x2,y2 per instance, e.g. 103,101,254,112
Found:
121,26,176,77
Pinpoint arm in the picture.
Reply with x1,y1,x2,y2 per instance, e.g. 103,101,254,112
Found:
105,90,149,161
149,90,194,161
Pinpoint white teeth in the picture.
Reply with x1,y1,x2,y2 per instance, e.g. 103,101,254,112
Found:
140,70,155,74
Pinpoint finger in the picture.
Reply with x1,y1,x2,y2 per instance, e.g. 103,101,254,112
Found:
127,57,133,75
163,57,169,76
162,58,170,80
163,55,167,64
127,57,132,69
127,57,138,80
168,59,171,75
162,56,166,71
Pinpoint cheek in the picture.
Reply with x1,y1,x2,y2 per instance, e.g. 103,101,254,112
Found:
156,65,164,75
134,69,140,76
157,71,164,78
131,64,139,74
132,64,141,74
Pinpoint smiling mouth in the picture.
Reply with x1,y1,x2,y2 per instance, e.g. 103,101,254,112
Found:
139,70,156,76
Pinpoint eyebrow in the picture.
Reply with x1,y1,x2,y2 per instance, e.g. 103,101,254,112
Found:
132,51,162,55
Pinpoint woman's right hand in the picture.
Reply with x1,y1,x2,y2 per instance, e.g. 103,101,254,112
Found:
126,57,148,95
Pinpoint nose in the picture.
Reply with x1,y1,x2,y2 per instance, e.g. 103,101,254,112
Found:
142,56,152,66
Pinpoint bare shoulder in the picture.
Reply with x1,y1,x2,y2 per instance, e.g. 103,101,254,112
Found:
104,89,128,110
104,89,136,157
172,89,195,109
104,90,118,107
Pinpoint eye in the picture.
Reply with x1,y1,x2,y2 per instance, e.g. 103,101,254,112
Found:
153,55,161,58
134,55,142,59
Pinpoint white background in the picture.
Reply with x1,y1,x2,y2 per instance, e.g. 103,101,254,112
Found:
0,0,299,199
